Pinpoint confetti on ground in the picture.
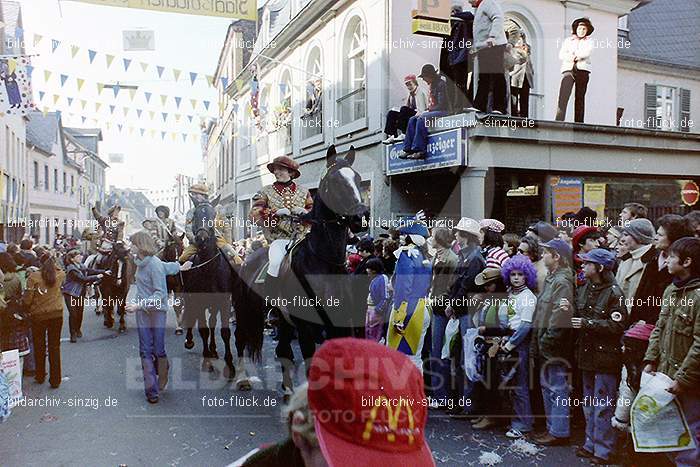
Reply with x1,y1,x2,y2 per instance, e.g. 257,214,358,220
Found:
40,412,57,422
478,451,503,466
509,438,541,456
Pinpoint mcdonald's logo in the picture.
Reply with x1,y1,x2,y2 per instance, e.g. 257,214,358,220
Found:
362,396,417,445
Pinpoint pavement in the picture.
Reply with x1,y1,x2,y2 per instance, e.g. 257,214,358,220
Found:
1,296,588,467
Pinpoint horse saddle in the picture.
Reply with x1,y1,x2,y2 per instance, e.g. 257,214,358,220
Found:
254,239,302,284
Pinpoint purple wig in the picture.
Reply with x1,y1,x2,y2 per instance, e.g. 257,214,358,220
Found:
501,254,538,291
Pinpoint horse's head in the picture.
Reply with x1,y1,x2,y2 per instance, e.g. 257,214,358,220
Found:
317,145,370,226
192,199,218,250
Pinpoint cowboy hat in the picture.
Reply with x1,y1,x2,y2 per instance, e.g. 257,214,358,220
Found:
155,205,170,218
571,17,594,36
454,217,481,237
475,267,502,286
267,156,301,179
418,63,439,78
188,183,209,196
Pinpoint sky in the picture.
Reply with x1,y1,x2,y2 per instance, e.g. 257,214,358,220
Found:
16,0,235,191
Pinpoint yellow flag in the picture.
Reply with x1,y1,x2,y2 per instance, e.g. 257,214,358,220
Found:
190,99,197,110
44,70,52,82
106,54,115,68
53,95,60,105
33,33,43,47
160,95,167,106
149,129,156,138
173,69,181,81
42,107,49,117
175,114,181,123
149,111,155,120
140,62,149,73
7,59,16,75
80,100,87,110
128,88,137,101
77,78,85,91
105,122,111,130
171,132,177,141
206,75,214,87
97,82,104,94
123,107,129,117
71,45,80,58
235,79,243,92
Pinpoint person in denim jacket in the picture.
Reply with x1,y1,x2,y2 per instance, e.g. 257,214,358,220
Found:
62,250,107,342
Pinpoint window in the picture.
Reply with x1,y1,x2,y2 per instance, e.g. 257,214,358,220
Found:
256,87,270,162
71,175,75,194
63,172,67,193
44,165,49,190
302,46,323,141
33,161,38,189
54,169,58,192
276,70,293,150
618,15,629,41
645,85,691,132
338,16,366,126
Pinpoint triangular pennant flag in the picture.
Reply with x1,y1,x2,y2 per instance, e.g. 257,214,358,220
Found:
221,77,229,89
189,72,198,85
162,112,168,122
81,116,87,124
128,88,136,101
118,124,123,132
156,66,165,78
128,126,134,135
109,105,116,114
144,92,152,103
112,84,120,97
105,122,111,130
123,58,132,71
160,95,167,106
97,82,105,94
203,101,211,111
123,108,129,117
140,128,145,137
171,132,177,141
53,95,60,105
77,78,85,91
235,79,243,92
44,70,52,82
106,54,115,68
88,50,97,64
206,75,214,87
187,115,193,123
175,97,182,108
33,33,43,47
38,91,45,101
136,109,143,119
190,99,197,110
150,129,156,138
60,74,69,87
140,62,149,73
172,69,181,81
80,100,87,110
149,111,155,120
42,107,49,117
51,39,60,52
6,59,16,76
175,114,181,123
96,103,102,112
67,97,74,106
161,131,166,140
25,64,34,77
71,45,80,58
182,134,187,142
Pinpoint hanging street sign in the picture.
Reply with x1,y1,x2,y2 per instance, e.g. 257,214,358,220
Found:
69,0,257,21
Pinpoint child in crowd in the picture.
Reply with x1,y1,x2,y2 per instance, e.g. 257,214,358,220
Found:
364,258,391,343
643,237,700,467
499,255,538,439
563,248,625,465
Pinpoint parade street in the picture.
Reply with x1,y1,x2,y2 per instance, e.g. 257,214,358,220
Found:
1,296,582,467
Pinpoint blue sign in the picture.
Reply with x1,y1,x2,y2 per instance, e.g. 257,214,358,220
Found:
386,128,463,175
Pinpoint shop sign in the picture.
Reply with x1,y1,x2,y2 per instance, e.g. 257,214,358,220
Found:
70,0,257,21
386,129,463,176
681,181,699,206
411,0,451,38
551,176,583,221
584,183,606,220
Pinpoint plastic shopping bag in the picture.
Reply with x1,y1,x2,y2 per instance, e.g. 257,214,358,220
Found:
441,318,459,359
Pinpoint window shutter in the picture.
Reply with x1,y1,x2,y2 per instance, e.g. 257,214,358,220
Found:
679,88,691,133
644,84,657,129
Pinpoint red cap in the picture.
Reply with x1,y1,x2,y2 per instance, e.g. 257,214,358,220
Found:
404,74,417,83
572,225,599,251
308,338,435,467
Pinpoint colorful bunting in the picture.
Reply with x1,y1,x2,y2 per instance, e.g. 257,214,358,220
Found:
112,84,120,97
33,33,43,47
144,92,152,103
44,70,52,82
221,77,229,89
160,95,167,106
60,74,69,87
140,62,149,73
88,50,97,64
203,101,210,111
51,39,60,52
109,105,116,114
189,72,198,85
97,82,105,94
128,88,137,101
71,45,80,58
96,103,102,112
67,97,73,106
77,78,85,91
123,108,129,117
156,66,165,78
175,97,182,108
38,91,45,101
106,54,115,68
80,100,87,110
123,58,132,71
162,112,168,122
173,69,181,82
136,109,143,119
53,95,60,105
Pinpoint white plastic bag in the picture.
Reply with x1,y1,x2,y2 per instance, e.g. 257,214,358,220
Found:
441,318,459,359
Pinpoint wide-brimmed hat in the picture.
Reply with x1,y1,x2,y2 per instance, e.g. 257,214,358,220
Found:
479,219,505,233
454,217,481,237
572,225,599,249
155,205,170,217
267,155,300,179
188,183,209,196
475,267,502,286
308,338,435,467
572,17,594,36
418,63,438,79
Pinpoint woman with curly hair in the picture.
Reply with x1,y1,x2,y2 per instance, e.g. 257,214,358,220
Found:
499,254,538,439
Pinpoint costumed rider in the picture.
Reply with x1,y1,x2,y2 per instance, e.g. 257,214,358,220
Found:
145,205,180,259
92,204,125,244
179,183,242,270
249,156,313,295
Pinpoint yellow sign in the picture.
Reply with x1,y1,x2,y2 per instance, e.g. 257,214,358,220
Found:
411,18,450,37
584,183,606,220
70,0,257,21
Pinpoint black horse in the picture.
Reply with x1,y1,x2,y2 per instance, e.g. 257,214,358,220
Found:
96,242,133,333
277,145,369,374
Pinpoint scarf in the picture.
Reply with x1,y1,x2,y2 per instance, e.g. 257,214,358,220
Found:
509,284,527,295
672,275,698,288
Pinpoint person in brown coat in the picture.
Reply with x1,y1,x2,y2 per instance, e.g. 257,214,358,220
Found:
23,253,66,388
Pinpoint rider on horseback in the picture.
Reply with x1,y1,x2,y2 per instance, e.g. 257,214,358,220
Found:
249,156,313,286
92,204,125,244
179,183,242,270
144,205,180,258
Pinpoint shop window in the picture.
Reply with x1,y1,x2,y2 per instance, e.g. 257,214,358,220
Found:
338,16,366,127
645,84,691,132
302,46,323,142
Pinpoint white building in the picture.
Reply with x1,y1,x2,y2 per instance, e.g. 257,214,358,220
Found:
208,0,699,238
26,112,82,245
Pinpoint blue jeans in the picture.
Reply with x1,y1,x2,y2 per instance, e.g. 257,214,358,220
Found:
540,361,571,438
510,343,533,432
673,392,700,467
430,313,451,401
582,371,618,460
136,309,167,399
403,111,449,153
